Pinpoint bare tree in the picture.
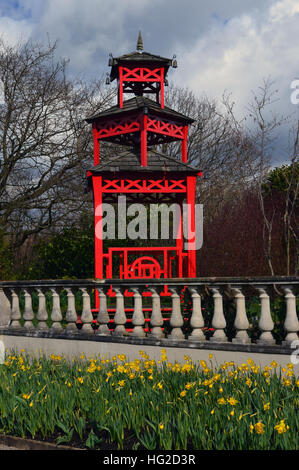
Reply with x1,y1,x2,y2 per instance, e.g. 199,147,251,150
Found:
262,124,299,275
164,84,260,220
244,78,288,275
0,38,115,248
284,125,299,275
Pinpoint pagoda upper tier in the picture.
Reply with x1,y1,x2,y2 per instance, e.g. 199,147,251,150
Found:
107,31,176,108
86,32,194,167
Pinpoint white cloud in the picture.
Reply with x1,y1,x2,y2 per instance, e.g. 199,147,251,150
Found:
1,0,298,162
0,15,32,45
27,0,160,70
269,0,299,22
175,0,299,125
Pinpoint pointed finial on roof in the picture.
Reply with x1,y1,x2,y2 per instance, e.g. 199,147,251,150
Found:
136,30,143,52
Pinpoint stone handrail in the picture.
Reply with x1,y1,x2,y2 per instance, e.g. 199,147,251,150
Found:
0,277,298,346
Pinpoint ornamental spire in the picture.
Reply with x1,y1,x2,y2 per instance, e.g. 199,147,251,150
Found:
136,30,143,52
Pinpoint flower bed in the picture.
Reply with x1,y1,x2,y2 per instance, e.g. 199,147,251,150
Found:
0,350,298,450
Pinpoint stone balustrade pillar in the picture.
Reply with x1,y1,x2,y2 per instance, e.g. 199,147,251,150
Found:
23,289,35,329
80,288,94,333
149,288,164,338
283,286,299,344
210,287,228,342
169,288,184,340
65,288,78,333
36,289,49,330
0,288,11,327
96,288,110,335
256,287,275,344
232,287,250,344
50,288,63,330
131,288,145,337
10,289,21,329
113,288,127,336
188,288,205,341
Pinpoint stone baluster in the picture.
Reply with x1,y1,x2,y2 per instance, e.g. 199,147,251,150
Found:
10,289,21,329
210,287,228,342
282,286,299,345
149,288,164,338
169,288,184,340
188,288,205,341
36,288,49,330
50,288,63,330
131,288,145,337
23,289,35,329
256,287,275,344
80,288,94,333
96,288,110,335
113,288,127,336
65,288,78,333
232,287,250,344
0,288,11,327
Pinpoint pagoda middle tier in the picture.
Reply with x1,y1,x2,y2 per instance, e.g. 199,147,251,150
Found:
86,96,194,166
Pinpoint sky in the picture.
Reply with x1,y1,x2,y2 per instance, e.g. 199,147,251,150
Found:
0,0,299,164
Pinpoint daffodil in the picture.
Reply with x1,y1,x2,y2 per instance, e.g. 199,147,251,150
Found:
246,378,252,387
218,397,226,405
283,378,291,387
250,422,265,435
185,382,194,390
274,419,289,434
227,397,238,406
22,394,31,400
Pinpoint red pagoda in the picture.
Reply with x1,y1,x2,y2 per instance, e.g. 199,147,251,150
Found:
86,32,202,305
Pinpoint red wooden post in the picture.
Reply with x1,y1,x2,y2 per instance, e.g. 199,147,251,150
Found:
182,125,188,163
92,126,100,166
160,67,164,109
119,66,123,108
176,200,184,277
93,176,103,310
140,114,147,166
186,176,197,277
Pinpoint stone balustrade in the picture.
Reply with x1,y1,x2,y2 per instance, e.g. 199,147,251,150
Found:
0,277,298,347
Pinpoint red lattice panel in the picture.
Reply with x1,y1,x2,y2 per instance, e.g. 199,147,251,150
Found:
121,67,163,82
95,117,140,139
102,178,187,193
147,116,184,139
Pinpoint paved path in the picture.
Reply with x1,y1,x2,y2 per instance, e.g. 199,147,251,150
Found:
0,443,19,450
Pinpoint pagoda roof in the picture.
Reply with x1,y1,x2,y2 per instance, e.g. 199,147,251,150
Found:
110,50,173,81
85,96,194,124
87,149,200,174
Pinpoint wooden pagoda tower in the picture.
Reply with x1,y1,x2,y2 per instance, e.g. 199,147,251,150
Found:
86,33,202,305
